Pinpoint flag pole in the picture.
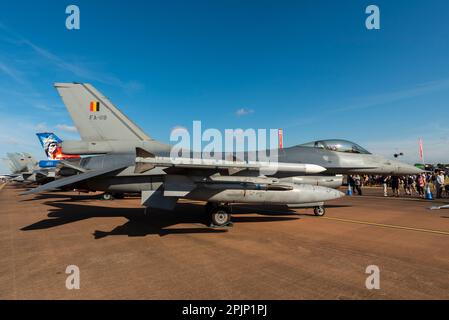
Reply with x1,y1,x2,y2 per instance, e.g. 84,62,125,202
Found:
419,138,425,166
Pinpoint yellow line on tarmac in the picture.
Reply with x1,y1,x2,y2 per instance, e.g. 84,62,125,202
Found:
0,183,6,191
320,216,449,236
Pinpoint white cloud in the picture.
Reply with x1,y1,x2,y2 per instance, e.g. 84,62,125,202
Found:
235,108,254,117
56,124,78,133
35,122,49,132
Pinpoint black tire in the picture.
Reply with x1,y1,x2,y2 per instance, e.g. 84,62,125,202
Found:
102,193,113,201
210,207,231,227
314,206,325,216
113,193,125,199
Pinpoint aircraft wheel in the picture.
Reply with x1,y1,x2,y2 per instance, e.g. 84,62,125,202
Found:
210,207,232,227
314,206,325,216
102,193,113,201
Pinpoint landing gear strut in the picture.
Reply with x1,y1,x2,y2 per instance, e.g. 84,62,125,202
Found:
205,202,233,228
313,206,326,216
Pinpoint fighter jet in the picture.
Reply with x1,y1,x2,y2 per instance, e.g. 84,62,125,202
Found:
24,83,422,226
1,157,22,181
53,83,421,177
4,141,70,185
4,152,41,183
23,83,349,226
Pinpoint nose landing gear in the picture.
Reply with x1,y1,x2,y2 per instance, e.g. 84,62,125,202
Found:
313,206,326,216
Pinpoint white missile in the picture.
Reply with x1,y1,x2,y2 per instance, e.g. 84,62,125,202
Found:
135,156,326,175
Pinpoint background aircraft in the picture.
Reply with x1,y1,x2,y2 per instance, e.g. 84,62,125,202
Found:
2,133,81,185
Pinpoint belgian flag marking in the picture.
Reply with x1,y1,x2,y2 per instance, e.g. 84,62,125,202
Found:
90,101,100,112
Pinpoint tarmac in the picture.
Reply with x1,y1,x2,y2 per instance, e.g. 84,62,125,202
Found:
1,182,449,299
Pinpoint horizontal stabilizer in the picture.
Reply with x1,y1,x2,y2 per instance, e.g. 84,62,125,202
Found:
22,164,127,195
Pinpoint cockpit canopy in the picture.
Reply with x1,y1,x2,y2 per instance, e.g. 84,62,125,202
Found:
300,139,371,154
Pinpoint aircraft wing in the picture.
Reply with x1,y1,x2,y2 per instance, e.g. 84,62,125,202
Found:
22,164,126,195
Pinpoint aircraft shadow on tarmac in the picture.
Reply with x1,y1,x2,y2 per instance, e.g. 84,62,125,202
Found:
20,201,299,238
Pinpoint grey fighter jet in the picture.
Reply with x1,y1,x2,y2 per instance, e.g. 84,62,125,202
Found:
5,152,40,183
24,83,347,226
4,152,57,184
24,83,420,226
54,83,421,177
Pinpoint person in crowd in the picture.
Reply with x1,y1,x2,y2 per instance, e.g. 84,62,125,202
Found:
404,175,413,196
391,175,400,197
410,175,417,194
382,176,390,197
436,171,445,199
347,175,355,193
364,175,370,186
416,173,425,198
353,175,362,195
444,173,449,198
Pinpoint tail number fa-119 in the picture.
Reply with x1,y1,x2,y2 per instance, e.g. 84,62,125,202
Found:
89,115,107,120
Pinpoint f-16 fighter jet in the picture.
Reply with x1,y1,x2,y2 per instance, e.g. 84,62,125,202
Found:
24,83,348,226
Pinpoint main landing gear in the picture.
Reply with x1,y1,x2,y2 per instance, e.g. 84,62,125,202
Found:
101,193,125,200
102,193,113,200
205,202,233,228
313,206,326,216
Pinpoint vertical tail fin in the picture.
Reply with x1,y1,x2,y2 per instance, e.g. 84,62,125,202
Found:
54,83,152,142
21,152,37,171
36,132,80,160
7,153,28,172
36,132,62,159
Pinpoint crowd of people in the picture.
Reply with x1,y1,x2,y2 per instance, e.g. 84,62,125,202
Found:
347,171,449,198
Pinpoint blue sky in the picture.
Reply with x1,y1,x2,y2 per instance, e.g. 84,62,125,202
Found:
1,0,449,172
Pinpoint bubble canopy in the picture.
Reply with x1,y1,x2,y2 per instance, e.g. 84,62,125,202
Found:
300,139,371,154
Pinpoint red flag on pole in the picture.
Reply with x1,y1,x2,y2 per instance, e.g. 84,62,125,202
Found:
419,138,424,162
278,129,283,150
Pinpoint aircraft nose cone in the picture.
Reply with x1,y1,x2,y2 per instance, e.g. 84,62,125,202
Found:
397,164,424,175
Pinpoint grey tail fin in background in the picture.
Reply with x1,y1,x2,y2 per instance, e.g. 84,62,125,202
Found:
54,83,152,142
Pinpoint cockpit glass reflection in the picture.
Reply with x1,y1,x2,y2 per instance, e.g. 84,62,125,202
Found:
300,140,371,154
